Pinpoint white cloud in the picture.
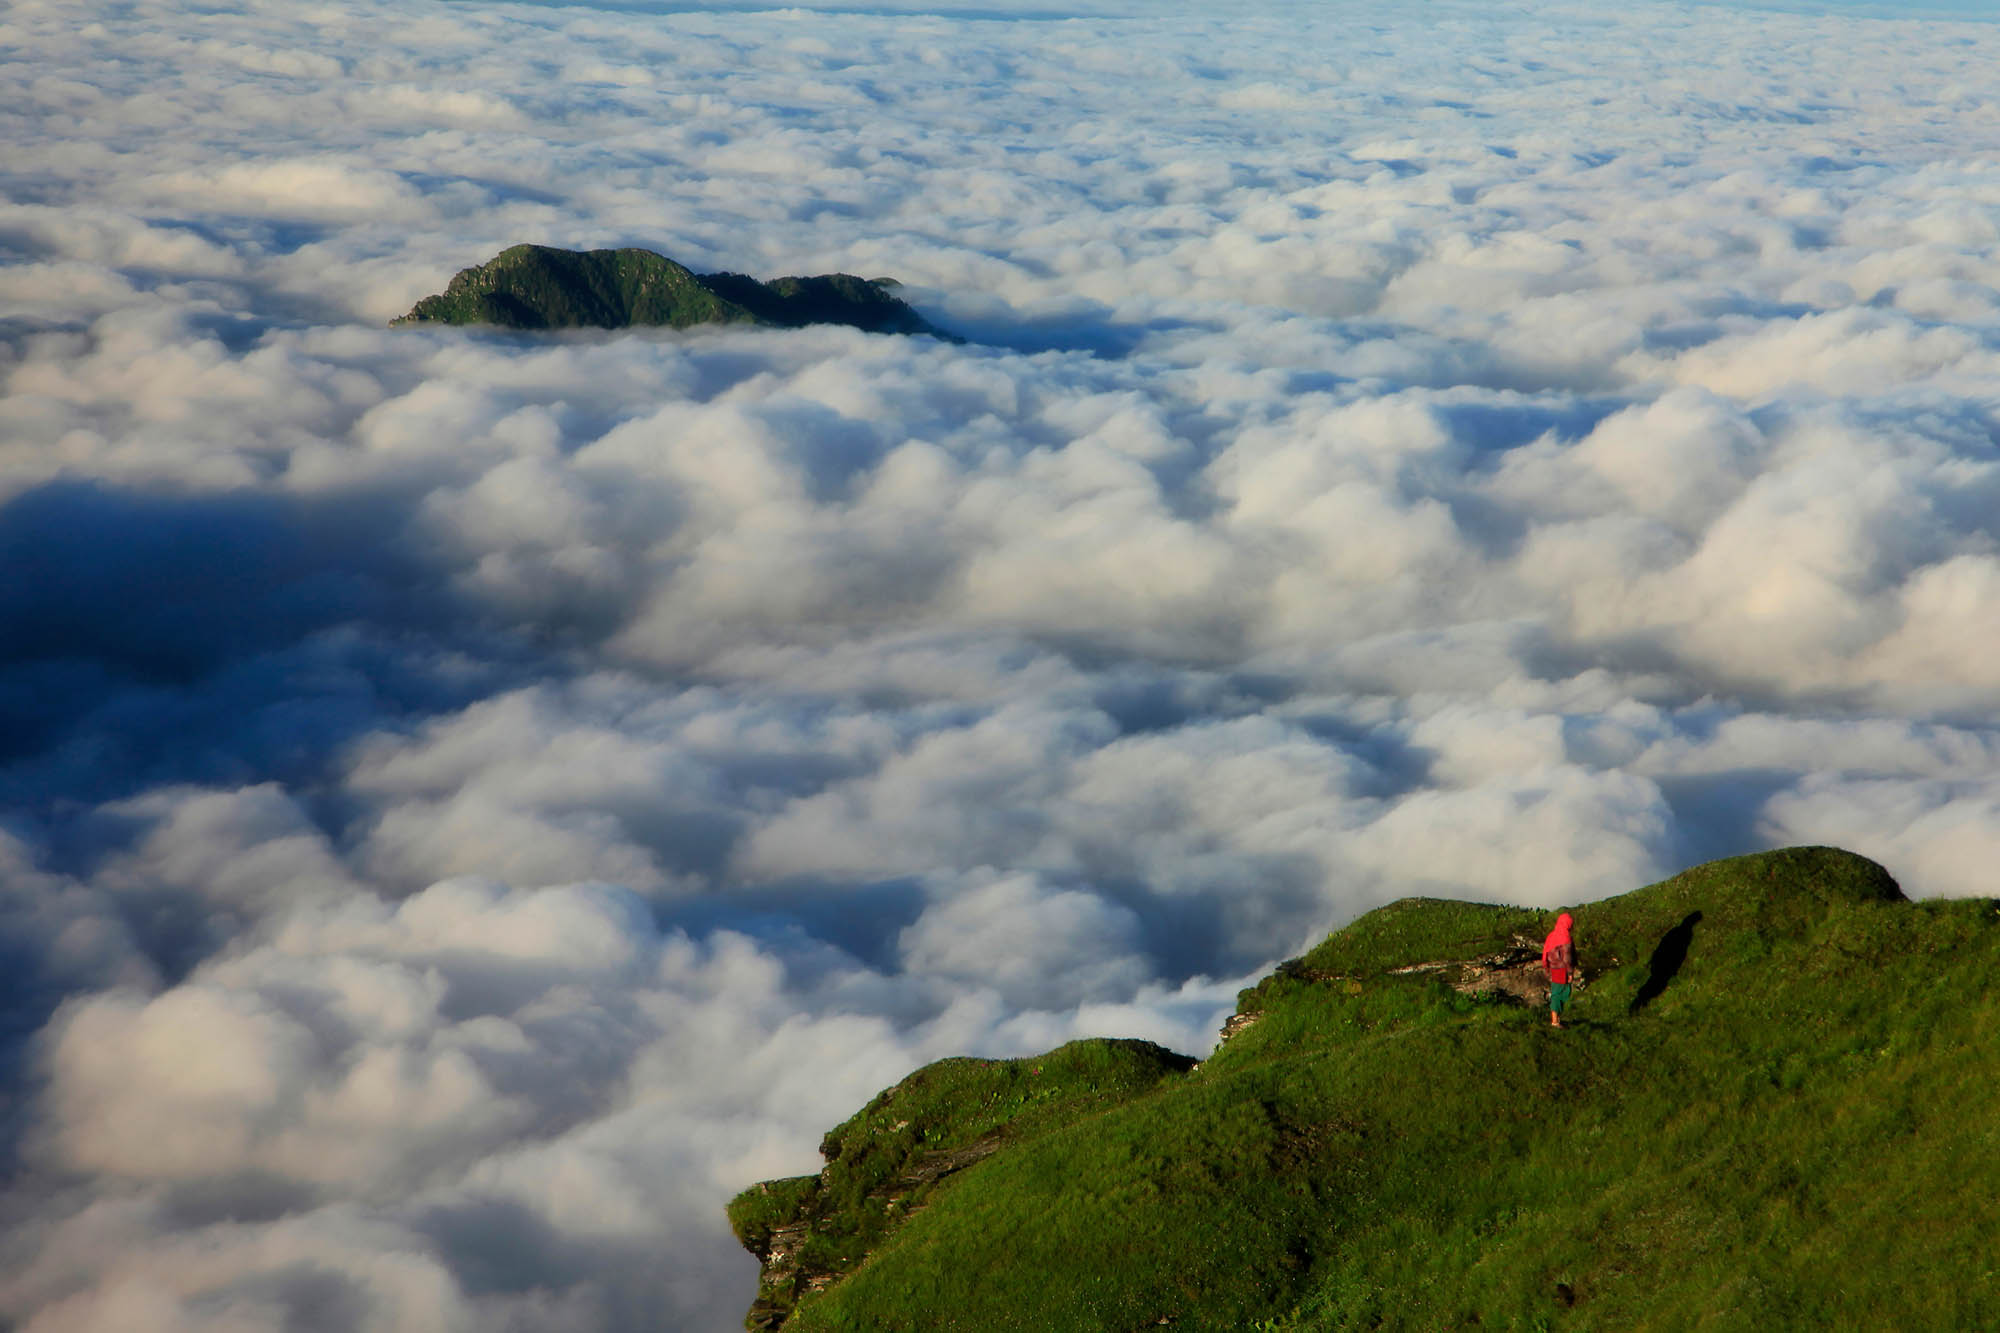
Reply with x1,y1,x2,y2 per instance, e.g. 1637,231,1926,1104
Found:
7,0,2000,1328
1759,774,2000,901
898,870,1152,1008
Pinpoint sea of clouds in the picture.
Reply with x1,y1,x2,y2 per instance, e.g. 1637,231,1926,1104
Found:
4,0,2000,1327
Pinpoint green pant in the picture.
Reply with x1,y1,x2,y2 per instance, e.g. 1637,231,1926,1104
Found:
1549,982,1572,1015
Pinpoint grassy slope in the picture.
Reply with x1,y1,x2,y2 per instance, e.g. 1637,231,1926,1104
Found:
730,1039,1198,1329
735,848,2000,1331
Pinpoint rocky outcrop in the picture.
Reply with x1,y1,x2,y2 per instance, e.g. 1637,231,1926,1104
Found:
1387,935,1580,1006
736,1134,1005,1330
1213,937,1588,1051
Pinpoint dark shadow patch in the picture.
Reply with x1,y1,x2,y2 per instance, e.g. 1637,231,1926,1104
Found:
0,1007,47,1177
189,1263,367,1333
662,878,931,974
1089,664,1288,738
414,1194,584,1295
0,478,581,812
1630,911,1702,1013
408,172,565,208
1115,865,1326,983
1654,773,1798,868
163,1171,323,1227
1092,673,1201,735
1436,395,1626,456
744,397,894,503
0,480,392,688
941,309,1221,359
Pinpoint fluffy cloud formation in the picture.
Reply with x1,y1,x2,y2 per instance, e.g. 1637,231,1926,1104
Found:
6,0,2000,1328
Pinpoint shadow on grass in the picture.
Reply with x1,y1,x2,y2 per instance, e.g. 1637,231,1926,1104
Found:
1630,911,1703,1013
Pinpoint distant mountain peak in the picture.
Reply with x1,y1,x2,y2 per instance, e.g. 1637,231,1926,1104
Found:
392,244,953,339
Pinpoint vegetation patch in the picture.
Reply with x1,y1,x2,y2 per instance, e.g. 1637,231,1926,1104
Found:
728,1038,1195,1329
732,847,2000,1331
393,244,952,338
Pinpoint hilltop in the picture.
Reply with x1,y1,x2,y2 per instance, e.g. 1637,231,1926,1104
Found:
730,847,2000,1330
392,244,951,338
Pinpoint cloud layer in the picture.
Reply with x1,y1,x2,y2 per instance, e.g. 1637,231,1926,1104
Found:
6,0,2000,1328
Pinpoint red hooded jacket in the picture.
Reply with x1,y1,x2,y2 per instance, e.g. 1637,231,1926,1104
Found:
1542,913,1574,985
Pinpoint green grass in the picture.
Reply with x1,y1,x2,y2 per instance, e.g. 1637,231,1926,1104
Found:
392,244,948,337
731,848,2000,1331
730,1038,1196,1327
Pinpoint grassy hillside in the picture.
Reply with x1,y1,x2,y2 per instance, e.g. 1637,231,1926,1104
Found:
730,847,2000,1331
392,244,948,337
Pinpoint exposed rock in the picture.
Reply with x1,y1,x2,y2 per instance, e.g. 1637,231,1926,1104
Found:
1216,958,1363,1045
1217,1009,1263,1043
1388,934,1581,1006
738,1129,1014,1327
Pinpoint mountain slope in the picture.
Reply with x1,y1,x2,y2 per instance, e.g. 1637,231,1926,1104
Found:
730,847,2000,1331
392,244,949,337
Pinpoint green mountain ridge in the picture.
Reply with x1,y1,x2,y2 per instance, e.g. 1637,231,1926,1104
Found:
730,847,2000,1331
392,244,951,338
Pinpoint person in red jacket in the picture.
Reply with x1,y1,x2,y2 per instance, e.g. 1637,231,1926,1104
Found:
1542,912,1575,1028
